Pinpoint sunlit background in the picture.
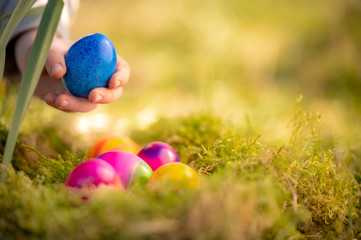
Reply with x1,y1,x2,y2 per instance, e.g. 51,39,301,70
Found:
4,0,360,151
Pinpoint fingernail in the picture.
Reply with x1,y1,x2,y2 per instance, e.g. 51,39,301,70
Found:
95,94,103,103
51,63,63,76
44,93,56,103
116,80,122,88
58,99,69,109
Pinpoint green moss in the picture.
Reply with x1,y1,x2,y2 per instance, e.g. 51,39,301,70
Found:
0,122,36,178
1,106,359,239
24,146,88,184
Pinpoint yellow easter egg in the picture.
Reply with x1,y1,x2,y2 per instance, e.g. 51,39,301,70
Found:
147,162,200,189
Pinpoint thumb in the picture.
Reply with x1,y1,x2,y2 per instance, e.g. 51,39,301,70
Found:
45,48,67,79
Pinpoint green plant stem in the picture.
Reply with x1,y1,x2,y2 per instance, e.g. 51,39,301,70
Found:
0,0,37,58
0,0,37,89
0,17,5,86
3,6,46,20
0,0,64,183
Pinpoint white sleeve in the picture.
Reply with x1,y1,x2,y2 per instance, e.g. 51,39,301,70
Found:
1,0,80,40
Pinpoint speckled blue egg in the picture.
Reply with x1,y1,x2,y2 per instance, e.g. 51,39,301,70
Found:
63,33,117,98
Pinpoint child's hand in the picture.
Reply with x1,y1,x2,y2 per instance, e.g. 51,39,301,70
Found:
14,30,130,112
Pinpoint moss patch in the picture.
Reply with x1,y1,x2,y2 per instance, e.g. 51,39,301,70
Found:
1,107,360,239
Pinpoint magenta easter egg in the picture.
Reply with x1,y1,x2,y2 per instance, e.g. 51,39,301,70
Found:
96,151,153,189
137,142,180,171
65,159,117,188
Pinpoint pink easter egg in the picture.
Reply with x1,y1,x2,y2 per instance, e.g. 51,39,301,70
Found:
65,159,117,188
137,142,180,171
96,151,153,189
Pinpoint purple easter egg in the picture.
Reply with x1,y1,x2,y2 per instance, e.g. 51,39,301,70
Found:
96,151,153,189
137,142,180,171
65,159,117,188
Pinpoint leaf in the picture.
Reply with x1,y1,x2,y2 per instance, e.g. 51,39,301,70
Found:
1,0,64,183
2,6,46,20
0,0,37,88
0,0,37,57
0,17,5,88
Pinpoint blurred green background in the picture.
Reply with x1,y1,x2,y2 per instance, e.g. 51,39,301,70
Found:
6,0,361,151
73,0,361,144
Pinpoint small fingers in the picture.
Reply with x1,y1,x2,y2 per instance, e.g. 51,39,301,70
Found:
45,48,67,79
108,56,130,89
88,87,124,104
88,57,128,104
44,93,97,112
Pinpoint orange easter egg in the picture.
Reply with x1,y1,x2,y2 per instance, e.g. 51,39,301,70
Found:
89,136,140,158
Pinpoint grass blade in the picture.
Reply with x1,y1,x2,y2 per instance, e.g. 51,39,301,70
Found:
0,0,64,183
0,0,37,56
2,6,46,20
0,0,37,87
0,17,4,38
0,17,5,87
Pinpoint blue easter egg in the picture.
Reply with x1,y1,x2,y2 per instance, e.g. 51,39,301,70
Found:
63,33,117,98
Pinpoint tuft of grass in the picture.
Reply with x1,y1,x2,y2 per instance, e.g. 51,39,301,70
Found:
132,107,360,238
23,145,87,184
0,107,360,239
0,122,36,178
1,0,64,183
